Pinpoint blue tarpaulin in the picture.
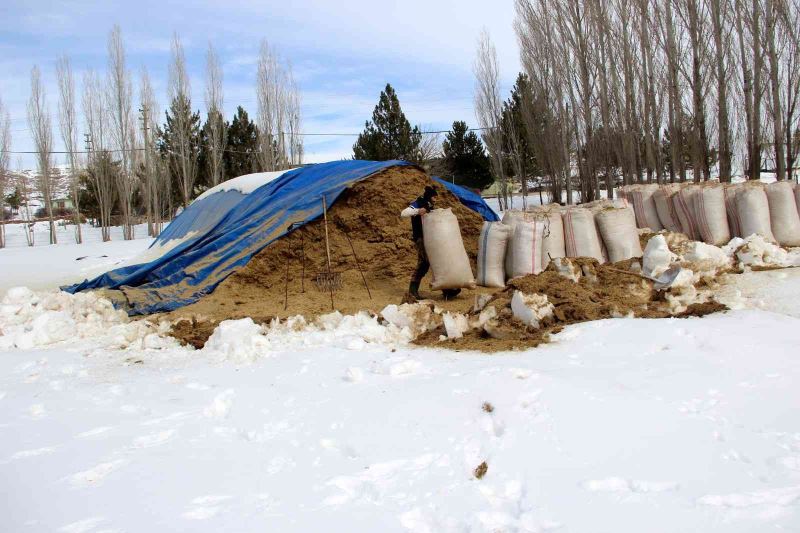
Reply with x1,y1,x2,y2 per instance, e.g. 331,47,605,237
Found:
64,160,498,315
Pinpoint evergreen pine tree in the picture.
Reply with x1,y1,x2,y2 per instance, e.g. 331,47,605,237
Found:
5,186,23,212
224,106,259,179
157,94,201,204
442,121,493,191
500,73,539,180
353,84,422,162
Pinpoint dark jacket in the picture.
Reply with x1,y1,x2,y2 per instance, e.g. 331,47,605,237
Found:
407,196,434,241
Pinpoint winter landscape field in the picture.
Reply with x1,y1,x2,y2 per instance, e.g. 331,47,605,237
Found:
1,220,799,532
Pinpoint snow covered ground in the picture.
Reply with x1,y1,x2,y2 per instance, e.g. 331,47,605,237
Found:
2,225,800,532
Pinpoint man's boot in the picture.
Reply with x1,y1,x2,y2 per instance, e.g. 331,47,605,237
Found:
442,288,461,301
408,281,422,300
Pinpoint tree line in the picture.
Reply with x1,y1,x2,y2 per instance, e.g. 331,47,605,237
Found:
0,26,301,247
475,0,800,210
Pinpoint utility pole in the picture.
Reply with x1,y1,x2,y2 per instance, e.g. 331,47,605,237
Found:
139,105,156,236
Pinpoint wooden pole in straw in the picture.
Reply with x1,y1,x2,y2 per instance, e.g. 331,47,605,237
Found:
322,196,334,310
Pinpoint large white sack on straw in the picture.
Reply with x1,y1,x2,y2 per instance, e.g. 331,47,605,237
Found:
510,220,546,278
476,221,512,288
502,210,527,279
766,181,800,246
422,208,476,290
693,185,731,246
653,185,682,233
736,185,776,243
672,184,701,240
724,184,744,238
562,207,605,263
623,184,663,231
595,207,643,263
527,205,566,269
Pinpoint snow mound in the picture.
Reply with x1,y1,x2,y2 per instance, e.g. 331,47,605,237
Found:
200,311,411,363
0,287,175,351
511,291,554,328
727,235,800,268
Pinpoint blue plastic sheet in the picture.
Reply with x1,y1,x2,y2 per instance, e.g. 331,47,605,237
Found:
64,160,498,315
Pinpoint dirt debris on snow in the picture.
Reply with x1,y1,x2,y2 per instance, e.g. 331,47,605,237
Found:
414,257,730,353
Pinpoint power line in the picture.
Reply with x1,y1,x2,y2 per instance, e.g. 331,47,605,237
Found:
0,127,492,155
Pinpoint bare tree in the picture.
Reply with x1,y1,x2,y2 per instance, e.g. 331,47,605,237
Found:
474,30,510,210
169,33,197,207
28,66,58,244
83,70,115,241
56,55,83,243
0,96,9,248
205,43,226,186
139,68,163,236
106,25,136,238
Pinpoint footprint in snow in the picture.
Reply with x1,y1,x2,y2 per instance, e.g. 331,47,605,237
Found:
70,459,127,487
57,516,106,533
7,446,56,462
204,390,234,419
28,403,46,419
76,426,113,439
131,429,176,449
182,495,233,520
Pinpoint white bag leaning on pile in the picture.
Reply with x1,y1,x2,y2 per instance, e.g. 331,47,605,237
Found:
422,208,476,290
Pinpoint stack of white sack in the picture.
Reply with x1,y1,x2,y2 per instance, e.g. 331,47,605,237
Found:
422,208,476,290
619,184,663,231
476,221,512,288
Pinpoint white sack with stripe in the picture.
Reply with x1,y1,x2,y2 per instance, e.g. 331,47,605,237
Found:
724,184,744,238
693,185,730,246
527,205,566,269
509,221,546,278
422,208,476,290
562,208,605,263
595,207,643,263
766,182,800,246
502,210,527,279
476,221,512,288
672,185,701,240
621,184,663,231
653,184,682,232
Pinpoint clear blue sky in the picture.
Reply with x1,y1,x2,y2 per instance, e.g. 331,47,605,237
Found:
1,0,520,168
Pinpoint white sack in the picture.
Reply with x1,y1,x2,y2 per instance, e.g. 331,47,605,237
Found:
724,184,744,238
476,221,512,288
422,208,476,290
672,185,701,240
562,208,605,263
502,210,527,278
623,184,663,231
510,221,546,278
653,185,682,233
527,205,566,268
736,186,776,243
766,181,800,246
693,185,731,246
595,207,643,263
